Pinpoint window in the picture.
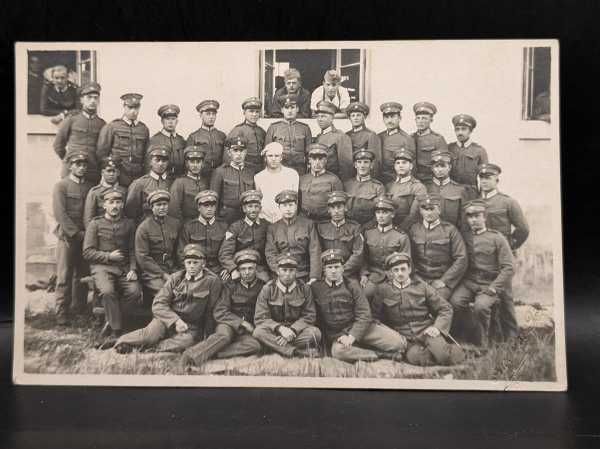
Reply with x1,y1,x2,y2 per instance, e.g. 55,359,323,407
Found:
259,49,366,117
522,47,551,123
27,50,97,115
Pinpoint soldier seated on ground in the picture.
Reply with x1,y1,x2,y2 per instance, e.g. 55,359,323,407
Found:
180,249,265,367
372,252,465,366
311,249,407,363
253,254,322,358
114,244,222,354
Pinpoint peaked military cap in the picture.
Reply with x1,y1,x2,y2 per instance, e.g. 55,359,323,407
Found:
308,143,328,158
477,163,502,176
274,189,298,204
321,248,345,265
196,99,220,113
452,114,477,129
279,94,298,107
380,102,403,114
393,149,414,162
79,82,101,97
417,193,441,207
121,93,143,107
374,196,395,211
463,199,487,214
157,104,180,118
353,148,376,161
183,243,205,260
241,189,263,204
385,252,412,269
184,146,205,160
147,189,171,205
315,100,337,115
242,97,262,110
347,101,369,116
148,145,170,159
102,187,124,201
431,150,453,163
277,253,298,268
100,155,121,169
323,70,342,83
234,249,260,266
195,190,219,204
413,101,437,115
327,190,348,205
227,136,247,150
67,151,88,164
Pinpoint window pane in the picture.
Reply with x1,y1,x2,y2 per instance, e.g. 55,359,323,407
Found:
341,49,360,66
27,50,77,115
532,47,551,122
80,50,91,62
340,64,361,103
263,50,274,116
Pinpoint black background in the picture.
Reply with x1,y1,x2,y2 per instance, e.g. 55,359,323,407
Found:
2,1,600,448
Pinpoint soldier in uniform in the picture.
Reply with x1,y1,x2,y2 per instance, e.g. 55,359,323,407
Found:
372,252,465,366
168,146,209,223
310,70,351,117
135,190,181,302
343,149,385,225
313,100,354,180
385,149,427,231
186,100,227,181
270,68,312,118
264,190,322,283
83,188,142,349
114,244,223,354
125,145,173,223
408,193,468,301
478,163,530,251
40,65,79,119
146,104,187,177
450,200,514,346
253,254,322,357
448,114,488,188
360,196,411,301
412,102,448,183
176,190,229,279
97,93,150,187
265,94,312,175
298,143,344,221
225,97,266,173
311,249,408,362
346,102,383,180
53,82,105,184
218,190,270,283
424,150,475,228
84,156,127,228
210,136,256,224
316,191,364,279
52,152,94,325
180,249,264,367
378,101,416,185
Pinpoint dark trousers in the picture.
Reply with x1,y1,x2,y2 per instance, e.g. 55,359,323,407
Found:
116,318,199,352
253,325,321,357
450,281,499,347
54,237,88,316
330,322,407,363
92,264,141,331
141,276,167,307
405,334,465,366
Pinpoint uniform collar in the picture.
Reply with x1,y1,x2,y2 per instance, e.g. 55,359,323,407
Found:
285,119,297,125
324,277,343,288
459,138,472,148
481,189,498,199
201,124,214,131
320,125,334,135
416,128,431,136
423,219,441,230
395,175,412,184
100,178,118,188
311,169,326,177
82,110,96,119
378,224,393,233
356,174,372,182
331,218,346,228
244,120,257,127
473,226,487,235
240,278,258,289
122,117,139,127
150,171,168,181
230,162,245,171
352,125,364,132
433,177,450,186
198,216,216,226
152,214,166,224
69,174,84,184
387,128,399,136
161,129,176,137
393,278,412,289
185,270,205,282
54,84,68,93
282,215,298,226
276,279,297,294
186,173,203,181
244,216,261,226
103,213,122,222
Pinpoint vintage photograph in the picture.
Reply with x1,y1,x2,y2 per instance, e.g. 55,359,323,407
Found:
13,40,565,390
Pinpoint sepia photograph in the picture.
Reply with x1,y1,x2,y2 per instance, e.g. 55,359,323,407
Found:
13,40,565,390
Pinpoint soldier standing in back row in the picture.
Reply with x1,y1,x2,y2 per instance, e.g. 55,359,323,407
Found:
186,100,227,181
225,97,266,174
343,149,385,225
412,102,447,183
346,102,383,180
168,146,209,223
97,93,150,187
146,104,187,177
448,114,488,189
378,102,416,185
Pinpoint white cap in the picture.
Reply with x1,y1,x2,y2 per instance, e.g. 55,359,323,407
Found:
261,142,284,156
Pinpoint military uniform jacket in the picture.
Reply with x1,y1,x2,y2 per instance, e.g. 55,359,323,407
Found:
361,224,411,283
482,191,530,250
152,269,222,335
265,216,322,280
314,125,354,181
52,176,93,240
265,120,312,174
317,220,364,277
210,164,256,210
82,215,136,271
346,126,383,180
412,129,448,182
218,217,268,274
299,171,343,220
343,176,385,225
385,176,427,230
40,82,79,116
448,141,488,187
424,178,476,228
83,182,127,228
270,87,312,118
146,131,187,177
378,128,416,184
372,279,453,338
97,119,150,186
125,172,173,222
168,174,209,222
311,277,372,341
226,121,266,172
464,229,514,295
186,126,227,180
408,220,468,289
214,278,266,330
177,217,229,272
254,279,317,333
135,215,181,280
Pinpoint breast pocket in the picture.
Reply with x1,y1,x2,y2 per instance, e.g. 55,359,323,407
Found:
294,230,309,247
392,194,414,215
442,196,462,225
486,207,509,233
115,131,131,149
267,298,284,322
222,178,240,203
461,153,479,173
237,235,254,249
412,238,426,259
383,297,402,322
328,296,354,321
189,233,208,248
287,295,306,320
429,238,451,264
417,145,435,165
66,193,83,216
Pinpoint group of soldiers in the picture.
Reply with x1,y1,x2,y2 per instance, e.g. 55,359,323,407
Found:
50,77,530,370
